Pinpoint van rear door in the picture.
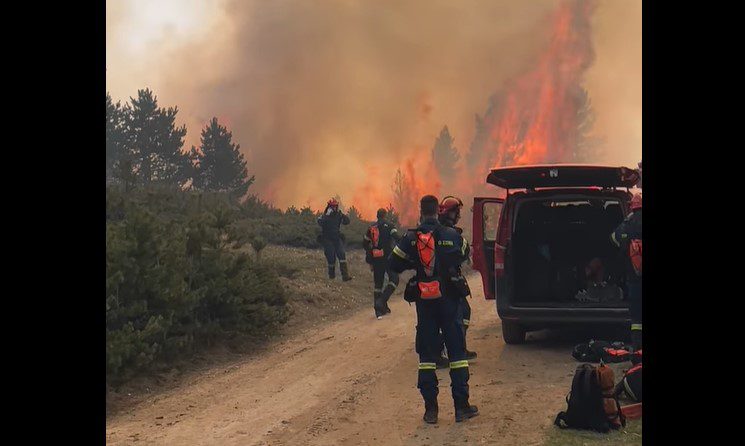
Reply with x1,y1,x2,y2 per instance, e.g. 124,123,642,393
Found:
472,197,504,300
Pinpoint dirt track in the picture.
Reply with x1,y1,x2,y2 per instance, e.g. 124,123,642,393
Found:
106,272,613,445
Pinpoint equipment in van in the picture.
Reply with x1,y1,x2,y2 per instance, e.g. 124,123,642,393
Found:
471,165,641,344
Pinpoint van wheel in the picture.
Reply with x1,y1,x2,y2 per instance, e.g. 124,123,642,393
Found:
502,321,526,344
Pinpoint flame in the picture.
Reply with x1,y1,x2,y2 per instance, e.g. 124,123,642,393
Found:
269,0,597,224
475,0,595,174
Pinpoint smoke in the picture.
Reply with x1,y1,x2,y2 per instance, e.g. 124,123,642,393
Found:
106,0,642,219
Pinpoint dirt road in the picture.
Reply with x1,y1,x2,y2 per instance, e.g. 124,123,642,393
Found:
106,272,611,445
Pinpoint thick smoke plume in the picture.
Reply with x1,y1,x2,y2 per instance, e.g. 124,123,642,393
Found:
106,0,641,222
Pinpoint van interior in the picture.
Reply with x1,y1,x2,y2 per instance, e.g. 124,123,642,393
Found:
510,197,628,308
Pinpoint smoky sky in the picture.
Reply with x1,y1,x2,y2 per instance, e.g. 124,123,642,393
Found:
107,0,641,213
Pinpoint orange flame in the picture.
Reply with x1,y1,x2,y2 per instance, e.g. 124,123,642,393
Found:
344,0,596,224
476,0,595,174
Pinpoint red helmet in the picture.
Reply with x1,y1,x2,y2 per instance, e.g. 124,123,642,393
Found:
438,196,463,216
327,198,339,208
630,193,642,211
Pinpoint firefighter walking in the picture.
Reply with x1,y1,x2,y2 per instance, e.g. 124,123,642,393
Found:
318,198,353,281
363,208,401,319
438,196,477,359
611,193,642,350
389,195,478,424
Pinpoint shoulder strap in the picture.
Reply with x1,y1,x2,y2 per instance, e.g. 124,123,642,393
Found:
554,411,569,429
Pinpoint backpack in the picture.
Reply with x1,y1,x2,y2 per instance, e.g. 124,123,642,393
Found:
414,230,442,299
629,239,642,276
598,364,626,429
401,229,443,301
368,225,384,259
554,364,618,432
615,363,642,403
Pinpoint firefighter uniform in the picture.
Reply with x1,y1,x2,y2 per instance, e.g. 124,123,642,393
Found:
363,215,401,318
611,206,642,350
318,203,352,281
438,219,476,359
389,215,477,422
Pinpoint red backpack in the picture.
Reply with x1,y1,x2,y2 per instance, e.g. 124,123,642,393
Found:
629,239,642,276
368,225,384,258
415,231,442,299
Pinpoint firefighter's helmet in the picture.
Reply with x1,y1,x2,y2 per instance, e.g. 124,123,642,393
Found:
438,196,463,217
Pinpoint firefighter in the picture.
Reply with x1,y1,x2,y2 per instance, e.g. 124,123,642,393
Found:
438,196,477,360
317,198,352,281
363,208,401,319
611,193,642,350
389,195,478,424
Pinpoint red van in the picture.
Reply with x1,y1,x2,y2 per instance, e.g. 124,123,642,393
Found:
471,164,641,344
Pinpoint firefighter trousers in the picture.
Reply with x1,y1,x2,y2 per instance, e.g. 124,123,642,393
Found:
322,237,347,277
372,258,399,316
415,296,469,404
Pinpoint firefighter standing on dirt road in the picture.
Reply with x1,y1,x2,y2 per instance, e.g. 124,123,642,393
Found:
389,195,478,424
611,192,642,350
438,196,477,360
318,198,353,281
363,208,401,319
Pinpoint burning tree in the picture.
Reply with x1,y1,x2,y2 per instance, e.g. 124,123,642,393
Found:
391,168,408,217
466,0,598,176
432,126,460,182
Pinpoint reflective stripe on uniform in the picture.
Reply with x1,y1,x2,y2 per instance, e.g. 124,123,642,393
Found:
419,362,437,370
339,260,347,263
461,240,469,256
631,323,643,331
462,319,470,326
450,360,469,369
374,288,382,292
393,245,409,260
610,232,620,247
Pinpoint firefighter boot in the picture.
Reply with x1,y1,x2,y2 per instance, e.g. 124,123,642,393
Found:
328,264,336,280
374,292,384,319
454,400,479,422
340,261,353,281
423,399,439,424
381,283,395,314
463,325,477,360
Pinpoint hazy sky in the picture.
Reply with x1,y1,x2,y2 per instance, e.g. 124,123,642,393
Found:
106,0,641,212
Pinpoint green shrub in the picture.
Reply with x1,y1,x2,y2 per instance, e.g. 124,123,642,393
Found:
106,187,287,383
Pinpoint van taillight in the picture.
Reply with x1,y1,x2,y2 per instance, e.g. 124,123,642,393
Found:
494,243,506,278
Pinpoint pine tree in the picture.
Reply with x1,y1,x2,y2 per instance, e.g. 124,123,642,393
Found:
124,89,190,187
191,118,255,199
106,92,126,182
572,87,603,163
432,126,460,181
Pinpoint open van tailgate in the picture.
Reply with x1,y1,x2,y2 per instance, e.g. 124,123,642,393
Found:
486,164,639,189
